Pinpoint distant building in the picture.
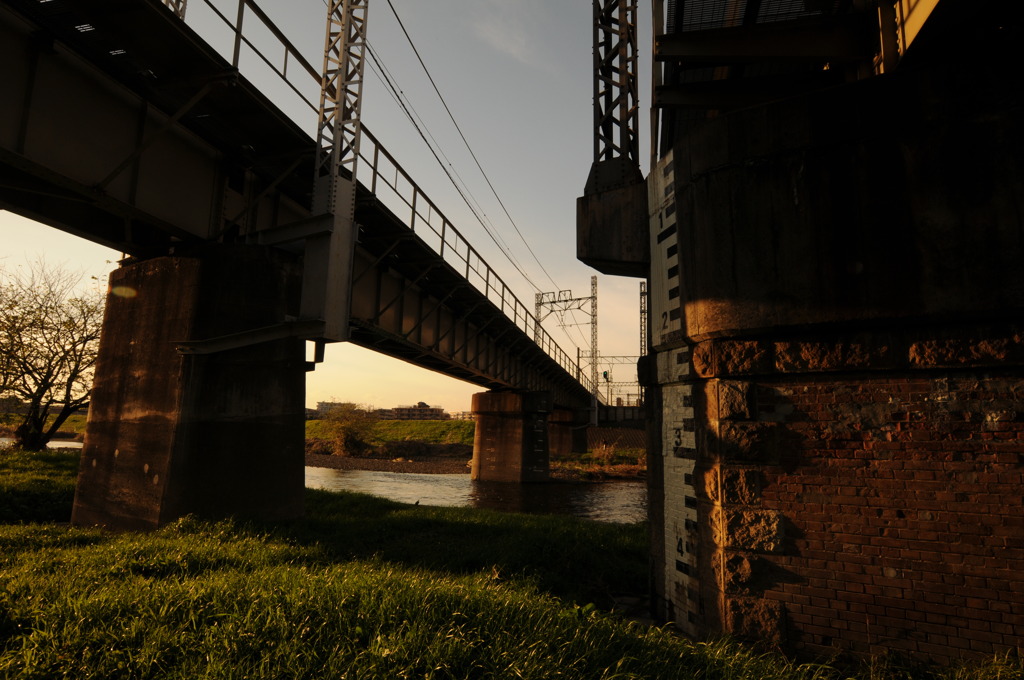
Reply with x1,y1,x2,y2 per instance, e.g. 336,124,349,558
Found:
316,400,451,420
380,401,449,420
451,411,475,421
315,401,343,418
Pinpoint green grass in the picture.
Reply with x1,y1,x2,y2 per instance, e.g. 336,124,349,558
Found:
0,413,87,440
0,449,80,523
306,419,475,446
0,450,1020,680
371,419,475,445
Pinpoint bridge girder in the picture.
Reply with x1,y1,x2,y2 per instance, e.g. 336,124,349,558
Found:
0,0,592,410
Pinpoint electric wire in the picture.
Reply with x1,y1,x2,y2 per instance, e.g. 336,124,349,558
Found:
317,0,591,356
364,43,541,292
382,0,593,350
364,44,524,269
382,0,562,294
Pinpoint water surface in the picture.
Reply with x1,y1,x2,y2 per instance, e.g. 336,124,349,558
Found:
0,438,82,449
305,467,647,524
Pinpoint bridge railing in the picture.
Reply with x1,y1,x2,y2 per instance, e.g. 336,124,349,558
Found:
172,0,593,394
359,129,592,392
186,0,322,126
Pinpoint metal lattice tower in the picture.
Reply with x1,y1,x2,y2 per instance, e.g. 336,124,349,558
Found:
640,280,648,354
161,0,186,19
536,276,599,398
303,0,369,341
315,0,368,218
593,0,640,165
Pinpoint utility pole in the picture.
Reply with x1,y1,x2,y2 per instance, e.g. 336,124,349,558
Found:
595,355,642,406
536,275,599,400
639,279,648,404
305,0,368,341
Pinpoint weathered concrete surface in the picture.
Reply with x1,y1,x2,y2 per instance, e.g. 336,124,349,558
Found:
549,407,587,457
647,9,1024,663
576,181,649,277
471,391,552,482
576,156,649,277
672,55,1024,342
72,247,305,530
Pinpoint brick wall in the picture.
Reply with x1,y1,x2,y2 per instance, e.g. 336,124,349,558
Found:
683,329,1024,662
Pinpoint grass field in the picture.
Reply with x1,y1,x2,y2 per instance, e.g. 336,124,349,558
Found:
305,418,475,446
0,450,1019,679
0,413,88,439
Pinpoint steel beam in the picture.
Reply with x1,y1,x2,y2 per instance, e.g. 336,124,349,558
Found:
0,0,593,411
655,14,877,63
653,70,844,109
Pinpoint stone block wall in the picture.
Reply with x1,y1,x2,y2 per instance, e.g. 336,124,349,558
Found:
684,328,1024,662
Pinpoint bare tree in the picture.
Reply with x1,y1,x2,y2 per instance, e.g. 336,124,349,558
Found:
0,262,104,451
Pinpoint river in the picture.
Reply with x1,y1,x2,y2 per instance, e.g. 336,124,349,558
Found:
305,467,648,524
1,440,647,524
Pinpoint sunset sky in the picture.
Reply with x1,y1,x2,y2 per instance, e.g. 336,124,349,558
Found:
0,0,651,413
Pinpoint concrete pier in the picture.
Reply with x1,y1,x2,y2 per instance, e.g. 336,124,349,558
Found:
71,247,306,530
640,22,1024,661
548,407,587,458
471,391,552,482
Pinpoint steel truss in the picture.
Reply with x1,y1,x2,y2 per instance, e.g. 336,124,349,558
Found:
593,0,640,164
161,0,186,19
307,0,369,340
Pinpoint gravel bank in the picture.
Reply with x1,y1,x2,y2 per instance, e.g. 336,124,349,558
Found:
305,452,471,475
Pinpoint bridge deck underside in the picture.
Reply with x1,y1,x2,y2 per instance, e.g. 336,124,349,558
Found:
351,196,591,407
0,0,315,255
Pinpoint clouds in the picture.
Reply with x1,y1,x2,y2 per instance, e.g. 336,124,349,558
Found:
467,0,569,74
472,11,542,70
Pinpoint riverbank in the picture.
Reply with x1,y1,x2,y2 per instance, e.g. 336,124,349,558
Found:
4,414,646,480
305,451,646,481
305,418,647,481
306,451,470,475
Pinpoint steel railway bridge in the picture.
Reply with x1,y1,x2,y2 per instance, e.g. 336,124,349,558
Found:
0,0,593,528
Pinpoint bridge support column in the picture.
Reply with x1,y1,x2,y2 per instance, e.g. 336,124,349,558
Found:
471,391,551,483
549,407,588,458
71,247,305,530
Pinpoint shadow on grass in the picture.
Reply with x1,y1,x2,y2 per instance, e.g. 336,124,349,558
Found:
0,449,79,524
1,448,647,609
265,488,649,608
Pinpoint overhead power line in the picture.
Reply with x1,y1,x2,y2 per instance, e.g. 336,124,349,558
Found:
381,0,596,352
363,44,541,292
381,0,562,293
320,0,591,354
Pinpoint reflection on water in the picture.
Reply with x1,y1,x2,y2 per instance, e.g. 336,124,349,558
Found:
0,442,644,523
305,467,647,524
0,438,83,450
